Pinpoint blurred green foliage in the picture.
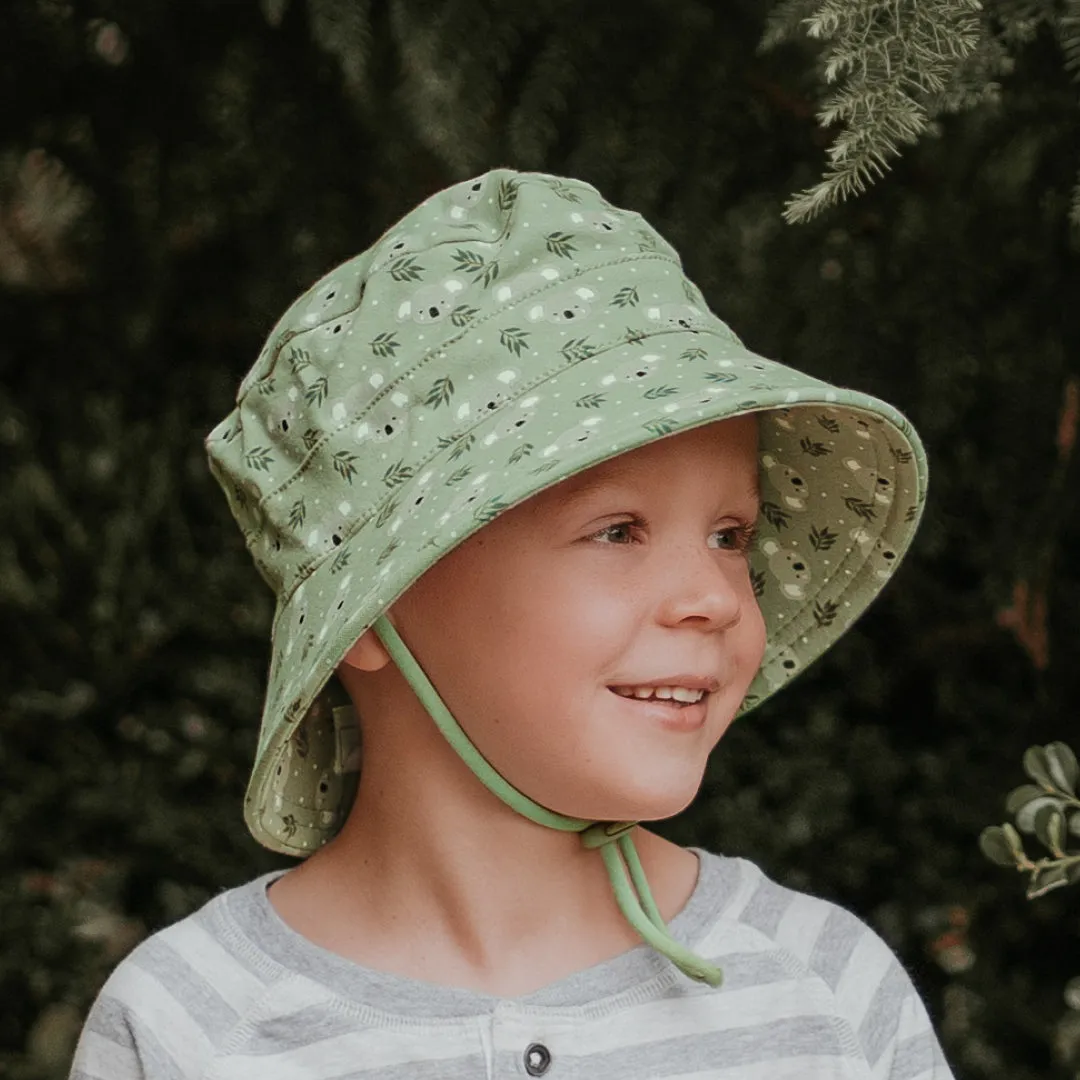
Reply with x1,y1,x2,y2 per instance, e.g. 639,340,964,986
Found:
1,1,1079,1077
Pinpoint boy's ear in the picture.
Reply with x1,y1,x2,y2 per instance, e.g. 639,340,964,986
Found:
338,626,392,672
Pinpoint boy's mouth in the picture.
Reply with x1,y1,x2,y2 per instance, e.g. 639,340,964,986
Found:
608,682,715,706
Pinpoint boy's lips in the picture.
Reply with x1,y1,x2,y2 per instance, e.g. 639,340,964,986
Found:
608,689,710,731
606,675,722,693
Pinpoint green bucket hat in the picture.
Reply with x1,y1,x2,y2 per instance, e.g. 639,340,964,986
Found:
206,168,927,986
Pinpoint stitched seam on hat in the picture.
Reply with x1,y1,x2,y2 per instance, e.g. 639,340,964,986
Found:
250,250,685,515
271,320,738,605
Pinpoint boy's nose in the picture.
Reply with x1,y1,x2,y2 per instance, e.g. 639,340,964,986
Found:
654,545,749,631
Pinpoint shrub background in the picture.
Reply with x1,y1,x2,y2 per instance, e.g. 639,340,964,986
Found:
1,2,1078,1077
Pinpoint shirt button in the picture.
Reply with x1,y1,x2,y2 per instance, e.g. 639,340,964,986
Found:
524,1042,551,1076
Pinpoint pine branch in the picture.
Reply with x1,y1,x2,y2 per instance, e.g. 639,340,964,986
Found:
762,0,989,224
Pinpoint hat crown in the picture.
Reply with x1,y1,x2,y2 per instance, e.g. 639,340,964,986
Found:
206,169,741,596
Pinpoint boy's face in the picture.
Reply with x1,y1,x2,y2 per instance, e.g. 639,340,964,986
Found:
364,415,766,823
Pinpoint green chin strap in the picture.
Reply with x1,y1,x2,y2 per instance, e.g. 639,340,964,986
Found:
372,614,723,987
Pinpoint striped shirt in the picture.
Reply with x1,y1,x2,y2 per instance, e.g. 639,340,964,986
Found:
70,850,953,1079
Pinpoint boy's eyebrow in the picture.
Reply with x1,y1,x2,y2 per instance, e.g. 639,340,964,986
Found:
554,472,761,509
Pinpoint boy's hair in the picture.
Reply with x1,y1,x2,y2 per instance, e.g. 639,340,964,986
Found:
204,169,926,862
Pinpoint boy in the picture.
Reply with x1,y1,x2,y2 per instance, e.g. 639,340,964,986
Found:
71,169,951,1078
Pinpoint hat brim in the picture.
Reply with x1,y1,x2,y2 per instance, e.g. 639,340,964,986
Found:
246,327,925,854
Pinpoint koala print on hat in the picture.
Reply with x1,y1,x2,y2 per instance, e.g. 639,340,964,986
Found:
760,538,811,600
569,209,621,233
524,285,595,324
397,278,466,324
762,453,810,511
494,267,561,305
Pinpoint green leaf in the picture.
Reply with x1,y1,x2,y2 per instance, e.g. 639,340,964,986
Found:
1027,863,1071,899
612,286,639,308
809,524,837,551
499,327,529,356
979,826,1018,868
388,256,424,282
370,332,400,358
303,376,329,407
375,538,401,566
643,418,679,437
574,393,606,409
529,460,562,475
560,337,596,363
332,450,359,483
287,499,306,530
545,231,577,259
447,465,473,484
287,347,312,374
1002,822,1027,862
1005,784,1048,816
679,347,708,363
452,248,499,286
643,384,678,399
800,436,830,457
508,443,533,465
704,371,737,384
624,326,647,346
374,497,400,529
382,460,414,488
1033,805,1067,856
329,548,351,575
256,377,276,396
1046,742,1079,795
812,599,839,628
760,501,791,530
424,376,455,408
244,446,274,473
1023,745,1056,790
842,495,876,522
301,427,321,452
545,178,581,203
750,568,766,598
450,304,479,327
497,177,519,211
475,496,510,523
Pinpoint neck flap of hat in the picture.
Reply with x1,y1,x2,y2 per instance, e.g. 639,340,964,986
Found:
372,614,723,987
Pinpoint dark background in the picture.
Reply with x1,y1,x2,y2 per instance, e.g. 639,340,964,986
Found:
1,1,1078,1076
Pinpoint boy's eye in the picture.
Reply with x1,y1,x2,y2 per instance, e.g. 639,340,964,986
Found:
590,519,758,550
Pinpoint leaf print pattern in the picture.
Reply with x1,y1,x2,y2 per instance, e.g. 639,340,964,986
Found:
612,286,639,308
288,499,306,530
679,347,708,363
843,495,876,522
452,248,499,287
560,337,595,363
497,177,519,211
245,446,274,472
800,437,830,456
809,524,838,550
575,393,605,409
287,347,312,374
332,451,359,483
370,332,400,358
450,304,479,327
499,327,529,356
545,232,577,259
382,460,414,488
304,376,329,407
388,256,424,283
424,376,455,408
375,497,400,529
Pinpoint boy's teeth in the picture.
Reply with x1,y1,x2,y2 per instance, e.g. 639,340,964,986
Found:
614,685,705,703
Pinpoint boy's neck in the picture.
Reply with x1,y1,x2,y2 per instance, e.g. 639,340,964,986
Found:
267,778,699,997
